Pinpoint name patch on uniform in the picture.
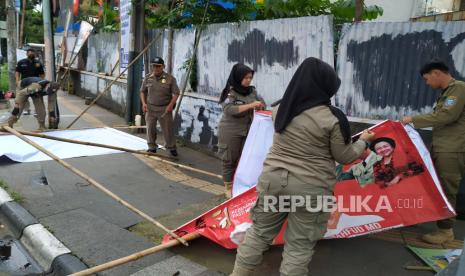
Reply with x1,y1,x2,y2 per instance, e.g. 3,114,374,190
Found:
234,100,245,105
445,96,457,107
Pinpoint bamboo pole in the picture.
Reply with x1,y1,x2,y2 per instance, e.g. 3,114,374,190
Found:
2,126,188,246
112,125,147,129
66,33,163,129
70,232,201,276
0,127,221,179
173,1,210,119
9,129,175,161
147,155,222,180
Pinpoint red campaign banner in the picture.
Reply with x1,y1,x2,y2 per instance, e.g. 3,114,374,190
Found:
163,119,455,249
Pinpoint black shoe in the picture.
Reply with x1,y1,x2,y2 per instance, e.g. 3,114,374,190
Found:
170,149,178,157
147,148,157,153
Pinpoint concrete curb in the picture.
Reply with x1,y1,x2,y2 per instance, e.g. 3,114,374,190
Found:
0,187,88,275
1,201,38,238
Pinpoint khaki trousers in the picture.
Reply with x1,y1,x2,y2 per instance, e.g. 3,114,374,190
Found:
433,152,465,229
145,105,176,150
231,168,331,276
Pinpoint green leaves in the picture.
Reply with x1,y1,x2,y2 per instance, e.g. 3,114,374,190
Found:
145,0,383,30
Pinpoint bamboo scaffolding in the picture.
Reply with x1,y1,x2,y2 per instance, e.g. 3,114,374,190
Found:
70,232,201,276
66,32,163,129
2,126,188,246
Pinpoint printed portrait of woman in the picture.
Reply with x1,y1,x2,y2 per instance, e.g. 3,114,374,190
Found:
370,137,425,188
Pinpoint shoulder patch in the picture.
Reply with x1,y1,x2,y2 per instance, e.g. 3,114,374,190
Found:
444,96,457,108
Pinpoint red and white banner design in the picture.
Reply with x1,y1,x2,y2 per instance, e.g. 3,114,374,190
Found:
164,112,455,249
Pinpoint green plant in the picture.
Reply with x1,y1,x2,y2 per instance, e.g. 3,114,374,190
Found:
0,64,9,92
181,54,198,92
0,179,25,203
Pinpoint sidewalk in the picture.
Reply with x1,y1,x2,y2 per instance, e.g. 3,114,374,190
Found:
0,91,464,275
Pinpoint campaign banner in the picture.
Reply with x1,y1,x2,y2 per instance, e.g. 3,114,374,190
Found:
67,21,93,68
164,114,455,248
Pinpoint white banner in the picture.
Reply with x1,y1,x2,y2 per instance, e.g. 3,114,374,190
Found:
0,128,147,163
119,0,132,74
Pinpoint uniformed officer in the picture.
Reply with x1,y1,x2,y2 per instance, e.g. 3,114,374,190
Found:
15,48,45,116
231,58,375,276
402,60,465,244
217,63,265,198
7,78,60,131
140,57,180,156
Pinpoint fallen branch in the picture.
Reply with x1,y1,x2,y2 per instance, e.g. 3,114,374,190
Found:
2,126,188,246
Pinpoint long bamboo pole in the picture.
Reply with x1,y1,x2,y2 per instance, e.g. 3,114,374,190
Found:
147,155,222,179
2,126,188,246
8,129,175,161
0,128,221,179
66,33,163,129
70,232,201,276
173,1,210,119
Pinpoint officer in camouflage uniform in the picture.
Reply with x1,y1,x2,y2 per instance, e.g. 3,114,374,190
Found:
7,77,60,131
15,48,45,116
402,60,465,244
140,57,180,156
218,64,265,198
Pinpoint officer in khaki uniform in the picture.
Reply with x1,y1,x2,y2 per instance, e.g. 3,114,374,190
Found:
7,78,59,131
402,60,465,244
218,64,265,198
140,57,180,156
231,58,375,276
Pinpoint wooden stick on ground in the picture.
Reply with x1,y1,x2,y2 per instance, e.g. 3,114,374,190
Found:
147,155,223,179
404,265,435,271
11,129,175,161
70,232,201,276
66,32,163,129
1,128,221,179
2,126,188,246
112,125,147,129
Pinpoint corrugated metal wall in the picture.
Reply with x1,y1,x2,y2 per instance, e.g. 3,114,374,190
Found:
197,16,334,104
147,16,334,149
145,28,196,88
86,32,120,75
336,21,465,119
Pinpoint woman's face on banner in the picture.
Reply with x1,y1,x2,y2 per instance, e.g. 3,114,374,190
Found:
374,141,394,158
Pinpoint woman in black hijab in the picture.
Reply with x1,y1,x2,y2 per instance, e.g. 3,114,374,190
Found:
231,58,375,275
217,63,266,198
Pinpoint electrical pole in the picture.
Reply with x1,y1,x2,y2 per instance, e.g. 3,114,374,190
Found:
42,0,56,81
6,0,17,91
18,0,25,48
126,0,145,123
355,0,364,22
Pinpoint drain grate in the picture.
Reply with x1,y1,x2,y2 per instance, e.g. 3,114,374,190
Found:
0,239,43,275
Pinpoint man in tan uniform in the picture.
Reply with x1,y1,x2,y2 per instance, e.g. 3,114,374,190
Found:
402,60,465,244
140,57,180,156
